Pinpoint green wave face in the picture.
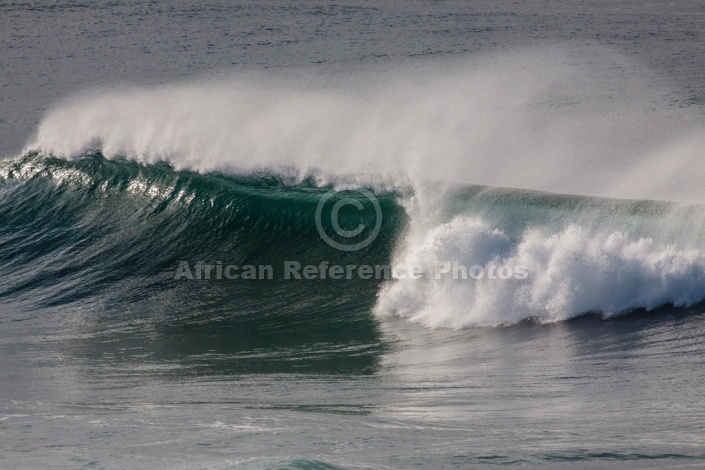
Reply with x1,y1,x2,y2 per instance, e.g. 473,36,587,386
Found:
0,152,407,374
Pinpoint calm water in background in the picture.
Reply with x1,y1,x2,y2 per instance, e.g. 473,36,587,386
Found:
2,1,705,468
3,0,705,159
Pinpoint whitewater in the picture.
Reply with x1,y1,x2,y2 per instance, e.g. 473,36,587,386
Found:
22,49,705,328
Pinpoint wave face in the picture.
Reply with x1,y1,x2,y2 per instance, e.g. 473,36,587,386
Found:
2,151,705,332
0,152,403,373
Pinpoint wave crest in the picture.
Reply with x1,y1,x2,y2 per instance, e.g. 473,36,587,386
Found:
375,188,705,328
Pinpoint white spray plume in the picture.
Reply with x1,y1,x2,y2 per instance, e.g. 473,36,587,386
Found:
31,46,705,203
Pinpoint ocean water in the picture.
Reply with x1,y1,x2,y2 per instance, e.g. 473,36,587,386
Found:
2,1,705,468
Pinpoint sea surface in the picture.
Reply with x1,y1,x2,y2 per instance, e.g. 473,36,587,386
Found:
1,1,705,468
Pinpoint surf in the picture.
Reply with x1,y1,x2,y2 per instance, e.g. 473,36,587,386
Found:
3,150,705,331
8,48,705,329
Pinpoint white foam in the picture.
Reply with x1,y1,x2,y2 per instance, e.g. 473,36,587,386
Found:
29,46,705,203
375,188,705,328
